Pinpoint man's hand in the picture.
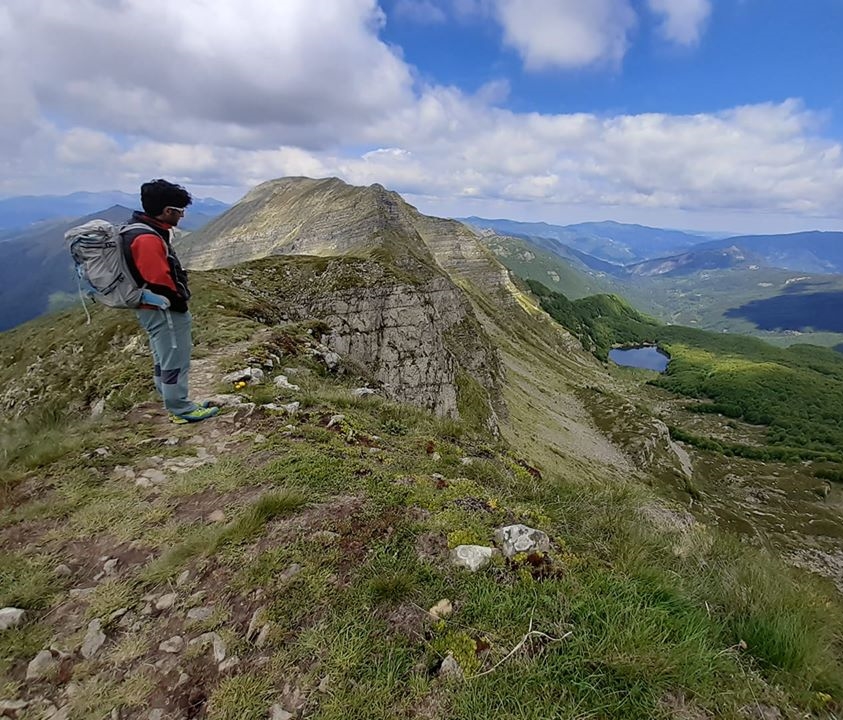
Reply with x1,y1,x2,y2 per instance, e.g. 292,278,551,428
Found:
140,289,171,310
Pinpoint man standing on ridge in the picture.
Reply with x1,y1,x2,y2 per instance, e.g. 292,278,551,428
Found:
125,179,219,424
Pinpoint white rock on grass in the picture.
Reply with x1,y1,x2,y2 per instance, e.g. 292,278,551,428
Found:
439,652,463,679
81,620,106,659
221,367,264,385
273,375,300,391
246,607,266,641
0,699,29,712
450,545,494,572
155,593,177,611
159,636,185,654
494,524,551,558
54,564,73,578
351,387,376,398
255,625,271,648
186,606,214,622
270,705,294,720
0,607,26,630
218,656,240,673
204,394,245,407
262,402,300,415
189,632,226,663
26,650,57,680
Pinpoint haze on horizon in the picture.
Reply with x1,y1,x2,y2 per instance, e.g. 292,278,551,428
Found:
1,0,841,235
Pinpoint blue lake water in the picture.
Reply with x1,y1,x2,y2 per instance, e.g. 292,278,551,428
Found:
609,346,670,372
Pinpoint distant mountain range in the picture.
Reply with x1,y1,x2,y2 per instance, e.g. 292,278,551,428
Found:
0,191,230,233
465,217,843,276
0,199,230,331
474,219,843,349
0,205,132,330
461,217,711,264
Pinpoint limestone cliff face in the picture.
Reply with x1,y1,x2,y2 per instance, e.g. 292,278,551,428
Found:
180,178,512,423
226,257,502,423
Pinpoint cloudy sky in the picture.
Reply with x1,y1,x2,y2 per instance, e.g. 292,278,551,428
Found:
1,0,841,233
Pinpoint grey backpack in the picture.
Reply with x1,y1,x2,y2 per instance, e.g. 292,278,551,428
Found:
65,220,152,313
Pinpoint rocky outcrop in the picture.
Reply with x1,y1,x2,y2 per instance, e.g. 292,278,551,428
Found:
230,257,503,421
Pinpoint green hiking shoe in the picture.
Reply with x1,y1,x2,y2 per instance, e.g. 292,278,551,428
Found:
169,405,220,424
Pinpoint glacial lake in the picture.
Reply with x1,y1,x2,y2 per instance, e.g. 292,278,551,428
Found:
609,346,670,372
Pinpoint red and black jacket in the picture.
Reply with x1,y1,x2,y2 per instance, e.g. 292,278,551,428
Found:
122,212,191,313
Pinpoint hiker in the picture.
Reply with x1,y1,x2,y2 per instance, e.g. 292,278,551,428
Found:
126,179,219,424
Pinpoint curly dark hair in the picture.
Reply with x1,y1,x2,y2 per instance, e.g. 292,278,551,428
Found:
140,179,193,217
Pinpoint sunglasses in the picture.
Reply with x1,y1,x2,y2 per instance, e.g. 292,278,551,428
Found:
164,206,186,215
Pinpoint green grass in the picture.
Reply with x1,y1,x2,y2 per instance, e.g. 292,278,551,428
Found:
207,673,275,720
141,489,306,584
0,554,59,609
0,257,841,719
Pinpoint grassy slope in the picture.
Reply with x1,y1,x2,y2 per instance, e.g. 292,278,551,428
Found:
1,259,842,719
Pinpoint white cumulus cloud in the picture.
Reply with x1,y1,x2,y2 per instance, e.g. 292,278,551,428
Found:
647,0,711,46
493,0,637,69
0,0,841,233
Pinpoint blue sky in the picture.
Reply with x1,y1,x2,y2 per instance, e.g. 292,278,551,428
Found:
1,0,842,233
381,1,843,130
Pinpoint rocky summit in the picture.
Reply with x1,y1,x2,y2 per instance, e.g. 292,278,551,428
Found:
0,177,841,719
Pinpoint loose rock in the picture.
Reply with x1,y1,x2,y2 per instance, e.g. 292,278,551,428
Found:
0,699,28,712
218,656,240,673
494,524,551,558
439,652,463,679
351,387,376,397
269,705,294,720
204,394,245,407
278,564,302,584
327,414,345,428
81,619,106,659
0,607,25,630
222,367,264,385
26,650,57,680
207,510,226,523
189,632,226,662
450,545,494,572
186,605,214,622
159,636,185,654
256,625,271,648
247,607,266,641
273,375,300,391
155,593,177,611
54,564,73,578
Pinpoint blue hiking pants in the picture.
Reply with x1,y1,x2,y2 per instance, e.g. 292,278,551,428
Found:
136,309,197,416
